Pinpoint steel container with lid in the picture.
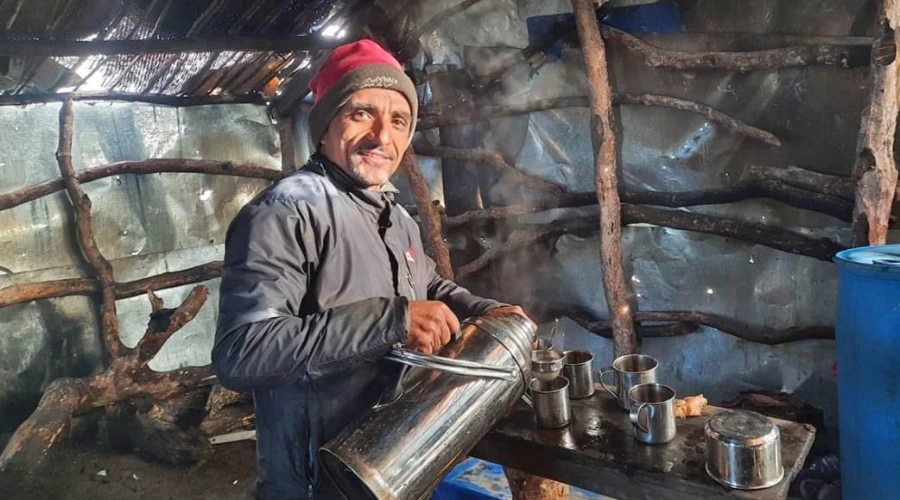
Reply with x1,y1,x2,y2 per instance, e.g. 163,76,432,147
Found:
834,245,900,499
319,314,535,500
705,410,783,490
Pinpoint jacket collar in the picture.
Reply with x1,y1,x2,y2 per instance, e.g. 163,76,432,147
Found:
304,153,398,213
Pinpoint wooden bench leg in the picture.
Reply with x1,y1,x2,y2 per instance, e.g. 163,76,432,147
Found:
504,466,570,499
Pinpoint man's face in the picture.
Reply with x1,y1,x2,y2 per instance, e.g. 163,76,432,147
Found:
319,87,412,190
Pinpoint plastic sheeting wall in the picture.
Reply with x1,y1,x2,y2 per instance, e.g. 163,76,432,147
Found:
0,102,280,431
399,0,900,439
1,0,894,442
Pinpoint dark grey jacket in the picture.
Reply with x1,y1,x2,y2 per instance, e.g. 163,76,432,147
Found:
212,154,503,499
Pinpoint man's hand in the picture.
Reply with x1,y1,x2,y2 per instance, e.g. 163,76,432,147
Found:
484,305,537,332
406,300,460,355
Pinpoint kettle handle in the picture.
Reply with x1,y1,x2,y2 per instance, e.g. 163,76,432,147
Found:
386,347,519,382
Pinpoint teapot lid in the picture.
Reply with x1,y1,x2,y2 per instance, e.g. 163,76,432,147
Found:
706,410,779,446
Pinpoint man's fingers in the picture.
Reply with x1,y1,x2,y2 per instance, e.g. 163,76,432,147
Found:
446,310,461,335
438,321,451,347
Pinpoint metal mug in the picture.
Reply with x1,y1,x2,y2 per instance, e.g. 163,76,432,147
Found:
562,350,594,399
529,376,571,428
628,383,676,444
599,354,658,410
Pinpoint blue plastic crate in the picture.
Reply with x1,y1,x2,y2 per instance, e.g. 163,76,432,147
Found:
433,458,612,500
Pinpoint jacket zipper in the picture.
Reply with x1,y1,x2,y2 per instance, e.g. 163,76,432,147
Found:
406,265,417,300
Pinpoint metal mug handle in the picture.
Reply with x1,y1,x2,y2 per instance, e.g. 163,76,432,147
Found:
630,403,651,434
598,368,617,398
386,347,519,382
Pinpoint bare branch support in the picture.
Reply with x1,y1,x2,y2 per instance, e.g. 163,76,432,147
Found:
601,25,869,72
402,149,454,279
455,206,845,279
572,0,637,357
547,307,834,345
55,97,123,358
0,92,265,107
414,143,565,194
418,94,781,147
851,1,900,246
1,159,282,212
0,261,223,309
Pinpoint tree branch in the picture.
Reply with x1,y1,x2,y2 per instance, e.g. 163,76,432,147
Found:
0,261,223,309
851,1,900,246
743,165,855,199
477,25,872,88
116,261,223,299
600,25,870,72
0,92,266,107
615,93,781,147
572,0,637,357
414,143,565,194
455,206,845,280
56,97,123,358
401,149,454,279
546,307,834,345
418,94,781,146
624,179,852,220
0,279,98,307
745,165,900,216
0,285,213,471
0,159,282,212
136,286,209,363
455,218,597,280
443,176,853,228
621,204,845,261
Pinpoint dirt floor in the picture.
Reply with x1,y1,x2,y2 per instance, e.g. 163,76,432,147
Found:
1,440,258,500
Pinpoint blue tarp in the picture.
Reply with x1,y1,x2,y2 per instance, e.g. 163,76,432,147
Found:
525,1,682,58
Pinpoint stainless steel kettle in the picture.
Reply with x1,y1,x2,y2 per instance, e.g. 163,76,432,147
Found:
319,314,535,500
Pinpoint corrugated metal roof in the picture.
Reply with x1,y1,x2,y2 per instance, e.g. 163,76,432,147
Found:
0,0,356,110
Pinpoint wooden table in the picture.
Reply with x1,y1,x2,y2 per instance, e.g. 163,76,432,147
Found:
471,386,817,500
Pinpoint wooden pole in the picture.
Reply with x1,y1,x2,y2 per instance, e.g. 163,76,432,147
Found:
0,159,282,212
0,92,265,107
601,26,870,72
571,0,637,357
851,0,900,246
453,207,845,279
417,94,781,146
0,261,223,309
55,97,124,359
542,307,834,345
402,149,454,279
278,118,298,173
416,93,781,146
440,171,853,227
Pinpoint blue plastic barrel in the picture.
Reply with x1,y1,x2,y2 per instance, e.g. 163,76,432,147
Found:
834,245,900,499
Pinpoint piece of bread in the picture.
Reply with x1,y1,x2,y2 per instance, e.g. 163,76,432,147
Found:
674,394,708,418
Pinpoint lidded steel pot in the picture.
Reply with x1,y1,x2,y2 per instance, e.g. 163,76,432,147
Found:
705,410,784,490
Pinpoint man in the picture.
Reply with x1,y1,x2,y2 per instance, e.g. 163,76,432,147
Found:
212,39,533,499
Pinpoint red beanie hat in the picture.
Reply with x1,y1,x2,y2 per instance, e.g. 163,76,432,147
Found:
308,39,418,148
